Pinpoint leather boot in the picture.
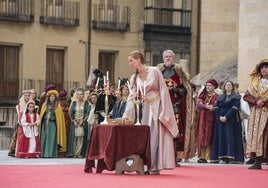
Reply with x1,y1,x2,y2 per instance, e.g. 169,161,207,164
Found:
246,153,256,164
248,157,262,170
246,158,255,164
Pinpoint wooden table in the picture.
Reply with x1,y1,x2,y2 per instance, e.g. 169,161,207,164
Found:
84,124,151,173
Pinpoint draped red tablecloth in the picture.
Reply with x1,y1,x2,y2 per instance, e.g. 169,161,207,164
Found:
84,124,151,173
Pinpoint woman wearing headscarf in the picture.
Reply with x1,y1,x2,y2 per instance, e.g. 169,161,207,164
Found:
8,90,31,157
243,59,268,169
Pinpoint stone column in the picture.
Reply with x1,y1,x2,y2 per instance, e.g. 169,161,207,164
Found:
238,0,268,91
179,59,189,73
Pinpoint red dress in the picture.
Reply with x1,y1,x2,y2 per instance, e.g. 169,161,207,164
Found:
16,111,41,158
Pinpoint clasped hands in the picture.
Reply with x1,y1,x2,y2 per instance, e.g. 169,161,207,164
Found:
256,99,265,107
74,120,83,128
219,116,227,122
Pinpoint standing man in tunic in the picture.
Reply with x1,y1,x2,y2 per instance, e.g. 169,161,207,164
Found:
157,50,196,165
243,59,268,170
196,79,219,163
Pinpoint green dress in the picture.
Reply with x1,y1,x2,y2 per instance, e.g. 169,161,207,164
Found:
40,109,58,158
66,101,90,157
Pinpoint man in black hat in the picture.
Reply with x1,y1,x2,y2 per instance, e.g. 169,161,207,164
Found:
243,59,268,170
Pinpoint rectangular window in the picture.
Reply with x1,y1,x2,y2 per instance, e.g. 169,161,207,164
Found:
0,45,19,101
145,0,191,27
0,0,18,14
98,52,115,83
46,48,64,91
45,0,63,17
55,0,63,17
99,0,117,22
0,0,7,13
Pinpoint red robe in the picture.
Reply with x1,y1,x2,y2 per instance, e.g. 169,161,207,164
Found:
158,63,195,159
196,92,218,155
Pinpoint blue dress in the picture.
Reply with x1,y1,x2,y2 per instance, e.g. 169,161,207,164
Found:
111,99,127,119
210,93,244,162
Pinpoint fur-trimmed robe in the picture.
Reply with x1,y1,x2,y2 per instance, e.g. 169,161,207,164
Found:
158,63,196,159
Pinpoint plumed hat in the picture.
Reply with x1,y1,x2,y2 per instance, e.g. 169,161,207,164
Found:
59,90,67,98
44,84,56,92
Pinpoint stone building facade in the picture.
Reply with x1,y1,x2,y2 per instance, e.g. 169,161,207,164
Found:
0,0,197,149
195,0,268,92
0,0,89,101
0,0,197,103
2,0,268,150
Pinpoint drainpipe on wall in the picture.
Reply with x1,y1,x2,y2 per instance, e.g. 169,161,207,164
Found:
79,40,88,82
196,0,201,74
87,0,92,83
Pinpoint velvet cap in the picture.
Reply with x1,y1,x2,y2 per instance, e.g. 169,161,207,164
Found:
59,90,68,98
206,79,218,88
44,84,56,92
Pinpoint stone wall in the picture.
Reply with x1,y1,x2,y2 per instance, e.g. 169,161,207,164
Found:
0,0,89,94
199,0,239,79
90,0,144,81
0,126,14,150
237,0,268,91
0,107,17,150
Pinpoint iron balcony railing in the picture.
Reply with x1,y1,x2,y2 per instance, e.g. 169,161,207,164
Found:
0,0,34,23
92,4,130,31
40,0,80,27
144,7,191,27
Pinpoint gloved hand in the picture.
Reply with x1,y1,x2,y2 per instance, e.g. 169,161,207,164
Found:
171,85,187,97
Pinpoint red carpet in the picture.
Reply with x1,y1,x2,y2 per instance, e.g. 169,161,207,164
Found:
0,164,267,188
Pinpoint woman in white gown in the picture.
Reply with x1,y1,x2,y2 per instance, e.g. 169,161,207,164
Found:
122,50,179,175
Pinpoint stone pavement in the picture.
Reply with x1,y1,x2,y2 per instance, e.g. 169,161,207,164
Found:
0,150,85,165
0,150,250,167
0,149,199,166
